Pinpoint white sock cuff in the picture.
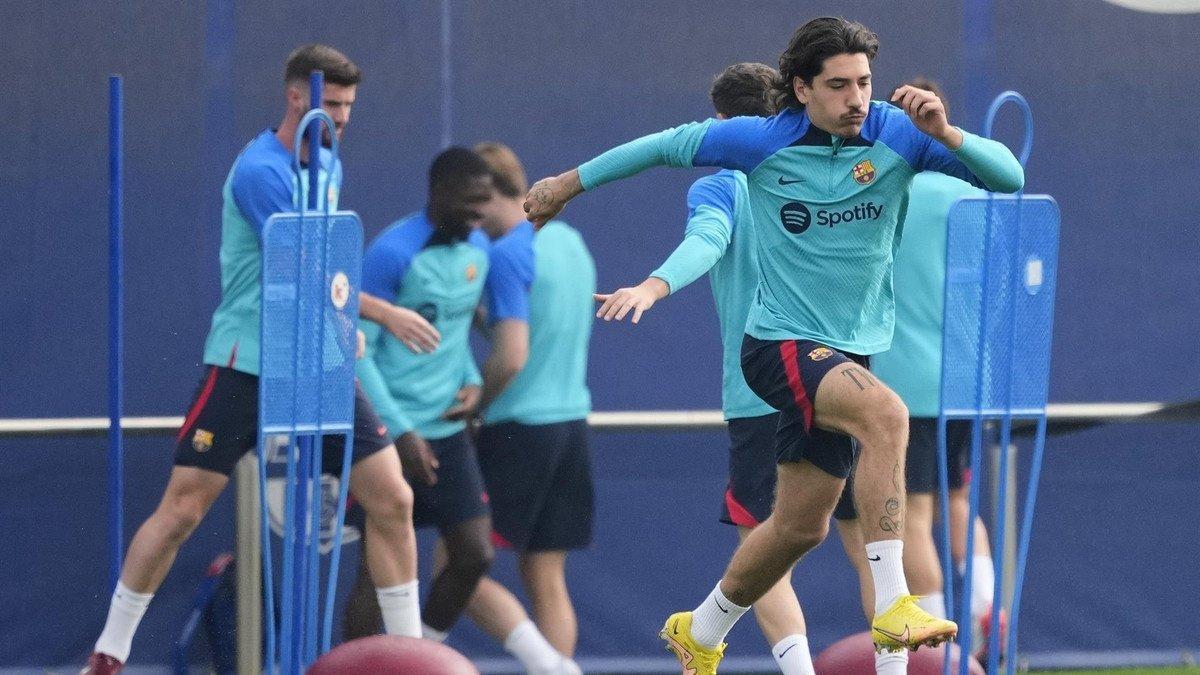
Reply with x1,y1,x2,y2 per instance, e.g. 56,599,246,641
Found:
712,582,750,611
503,619,537,651
864,539,904,557
114,581,153,608
376,579,418,600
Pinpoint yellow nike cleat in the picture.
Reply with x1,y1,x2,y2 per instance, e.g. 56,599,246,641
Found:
871,595,958,652
659,612,726,675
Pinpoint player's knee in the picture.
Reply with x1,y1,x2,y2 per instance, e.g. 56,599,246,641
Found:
365,480,414,531
446,538,494,581
773,515,829,554
858,390,908,447
156,495,208,542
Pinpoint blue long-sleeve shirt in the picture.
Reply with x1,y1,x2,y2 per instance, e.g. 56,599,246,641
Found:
579,102,1023,354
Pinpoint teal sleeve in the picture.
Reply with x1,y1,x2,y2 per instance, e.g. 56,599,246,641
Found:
952,129,1025,193
463,354,483,387
577,121,713,190
355,321,412,437
650,205,732,293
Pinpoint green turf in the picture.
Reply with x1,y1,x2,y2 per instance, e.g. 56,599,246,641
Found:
1032,662,1200,667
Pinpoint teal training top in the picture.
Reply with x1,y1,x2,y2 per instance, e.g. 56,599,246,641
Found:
482,220,596,425
357,212,488,440
871,172,986,416
202,129,341,375
578,102,1023,355
649,170,773,420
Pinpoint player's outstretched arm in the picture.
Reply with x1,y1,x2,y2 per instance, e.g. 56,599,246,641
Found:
594,277,670,325
891,85,1024,193
524,119,750,228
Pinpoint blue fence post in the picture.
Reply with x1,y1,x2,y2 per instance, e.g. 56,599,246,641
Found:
107,74,125,592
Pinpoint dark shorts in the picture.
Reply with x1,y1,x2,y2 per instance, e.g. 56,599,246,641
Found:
905,418,973,493
740,335,870,480
408,431,490,529
720,413,858,526
476,419,594,552
173,366,390,477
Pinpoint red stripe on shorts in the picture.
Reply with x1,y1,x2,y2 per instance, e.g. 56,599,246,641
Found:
724,488,760,528
779,340,814,431
176,366,220,442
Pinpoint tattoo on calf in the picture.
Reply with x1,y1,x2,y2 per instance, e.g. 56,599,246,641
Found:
842,367,878,391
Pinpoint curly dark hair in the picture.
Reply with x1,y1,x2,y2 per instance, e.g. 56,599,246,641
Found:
774,17,879,110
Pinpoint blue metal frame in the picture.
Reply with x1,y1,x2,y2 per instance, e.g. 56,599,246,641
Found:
107,74,125,592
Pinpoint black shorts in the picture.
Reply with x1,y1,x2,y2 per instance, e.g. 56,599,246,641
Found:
476,419,594,552
720,413,857,526
740,335,870,479
173,366,390,477
905,418,973,494
408,432,490,529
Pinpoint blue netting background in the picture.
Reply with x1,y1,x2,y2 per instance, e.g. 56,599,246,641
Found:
941,196,1060,415
260,211,362,432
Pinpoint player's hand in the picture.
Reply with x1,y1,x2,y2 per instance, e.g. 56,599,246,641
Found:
594,277,670,324
355,329,367,360
524,170,583,229
380,305,441,354
891,85,963,149
443,384,482,421
395,431,438,486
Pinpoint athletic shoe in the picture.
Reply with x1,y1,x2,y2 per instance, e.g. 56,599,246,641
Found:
80,652,123,674
871,595,958,652
972,604,1009,664
660,611,725,675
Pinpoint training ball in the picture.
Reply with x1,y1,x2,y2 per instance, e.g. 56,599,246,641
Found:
814,630,984,675
308,635,479,675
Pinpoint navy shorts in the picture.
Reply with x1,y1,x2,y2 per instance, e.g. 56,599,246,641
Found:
476,419,594,552
173,366,390,477
720,413,857,526
905,418,973,494
740,335,870,480
409,431,490,529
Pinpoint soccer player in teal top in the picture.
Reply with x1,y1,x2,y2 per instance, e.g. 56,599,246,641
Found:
84,45,424,675
344,147,496,642
596,62,884,675
524,17,1023,673
468,141,595,673
871,78,1002,662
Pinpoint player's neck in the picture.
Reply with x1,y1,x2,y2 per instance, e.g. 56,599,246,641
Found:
275,115,312,163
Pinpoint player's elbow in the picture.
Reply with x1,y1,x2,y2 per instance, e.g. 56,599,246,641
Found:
988,163,1025,194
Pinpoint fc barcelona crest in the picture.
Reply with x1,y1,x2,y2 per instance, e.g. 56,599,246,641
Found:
192,429,214,453
852,159,876,185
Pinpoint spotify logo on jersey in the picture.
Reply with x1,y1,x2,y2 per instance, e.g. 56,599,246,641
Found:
780,202,812,234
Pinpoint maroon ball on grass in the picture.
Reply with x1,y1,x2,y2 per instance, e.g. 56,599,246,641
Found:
308,635,480,675
814,630,984,675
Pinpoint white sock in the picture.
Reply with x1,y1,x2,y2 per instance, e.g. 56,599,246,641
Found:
94,581,153,662
376,580,421,637
690,582,751,649
971,555,995,618
422,622,448,642
918,591,947,619
503,620,562,673
865,540,910,615
875,649,909,674
772,634,815,675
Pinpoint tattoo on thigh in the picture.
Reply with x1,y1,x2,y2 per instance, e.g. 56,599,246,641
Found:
842,367,878,391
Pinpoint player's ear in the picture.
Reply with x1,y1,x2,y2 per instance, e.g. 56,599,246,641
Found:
793,76,810,106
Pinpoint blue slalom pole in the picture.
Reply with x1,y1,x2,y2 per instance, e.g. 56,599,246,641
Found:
107,74,125,592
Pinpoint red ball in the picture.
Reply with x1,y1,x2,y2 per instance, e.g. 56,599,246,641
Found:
308,635,479,675
814,631,984,675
